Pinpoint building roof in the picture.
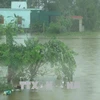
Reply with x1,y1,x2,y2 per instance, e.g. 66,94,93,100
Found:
72,16,83,19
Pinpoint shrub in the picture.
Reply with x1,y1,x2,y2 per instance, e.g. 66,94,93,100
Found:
47,22,61,34
48,16,73,33
30,21,43,33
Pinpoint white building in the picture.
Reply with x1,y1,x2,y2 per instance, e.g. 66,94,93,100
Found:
0,8,31,28
11,1,27,9
0,1,31,28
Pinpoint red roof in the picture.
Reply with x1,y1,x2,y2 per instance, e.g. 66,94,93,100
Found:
72,16,83,19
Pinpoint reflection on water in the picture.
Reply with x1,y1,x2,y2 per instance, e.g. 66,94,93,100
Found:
0,34,100,100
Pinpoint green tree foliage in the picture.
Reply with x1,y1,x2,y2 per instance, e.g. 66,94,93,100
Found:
0,38,76,82
44,39,76,81
0,0,11,8
55,0,74,15
47,22,61,33
22,38,45,80
47,15,73,33
0,14,24,83
39,0,100,31
74,0,100,30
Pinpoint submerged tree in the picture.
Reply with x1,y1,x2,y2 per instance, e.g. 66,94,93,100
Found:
21,38,77,82
21,38,45,81
0,36,77,83
44,39,76,81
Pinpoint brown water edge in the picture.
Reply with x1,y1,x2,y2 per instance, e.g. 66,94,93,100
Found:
0,88,76,100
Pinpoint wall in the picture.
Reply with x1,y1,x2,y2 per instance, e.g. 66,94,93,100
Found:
11,1,27,9
30,10,61,26
30,10,48,25
0,9,31,28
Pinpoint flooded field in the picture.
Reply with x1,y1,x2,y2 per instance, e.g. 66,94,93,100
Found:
0,33,100,100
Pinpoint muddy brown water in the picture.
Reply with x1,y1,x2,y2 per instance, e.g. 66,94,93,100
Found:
0,34,100,100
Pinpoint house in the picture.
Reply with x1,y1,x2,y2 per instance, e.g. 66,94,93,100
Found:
0,1,31,28
0,8,31,28
0,1,84,32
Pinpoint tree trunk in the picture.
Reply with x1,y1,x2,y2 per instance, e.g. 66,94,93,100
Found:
7,66,14,84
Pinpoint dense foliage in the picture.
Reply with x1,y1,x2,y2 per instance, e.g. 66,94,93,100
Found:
0,38,76,83
44,39,76,81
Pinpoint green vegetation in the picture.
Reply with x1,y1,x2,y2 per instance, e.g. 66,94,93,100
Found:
31,0,100,31
0,83,13,92
44,39,76,81
1,0,100,31
0,0,100,94
47,22,61,34
0,14,24,84
0,20,77,88
0,38,76,82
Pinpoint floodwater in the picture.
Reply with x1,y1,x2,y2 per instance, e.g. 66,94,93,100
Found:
0,33,100,100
